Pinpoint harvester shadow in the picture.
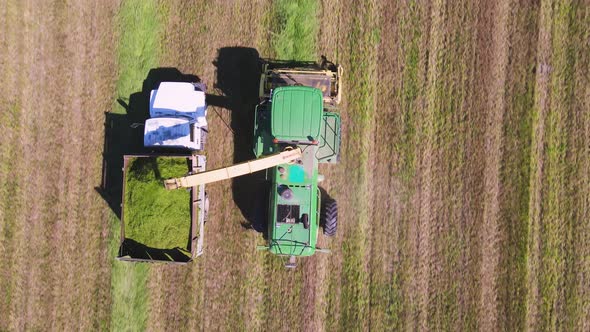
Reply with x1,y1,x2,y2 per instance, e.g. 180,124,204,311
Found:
208,47,268,234
97,67,201,220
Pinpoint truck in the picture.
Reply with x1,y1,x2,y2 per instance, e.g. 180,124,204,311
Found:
117,81,209,264
143,81,208,151
165,58,342,267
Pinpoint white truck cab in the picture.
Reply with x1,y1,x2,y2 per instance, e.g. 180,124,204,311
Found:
144,82,208,150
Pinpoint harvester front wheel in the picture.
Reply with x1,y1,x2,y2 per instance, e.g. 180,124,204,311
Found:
322,200,338,236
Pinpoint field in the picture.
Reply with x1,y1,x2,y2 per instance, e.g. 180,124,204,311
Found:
0,0,589,331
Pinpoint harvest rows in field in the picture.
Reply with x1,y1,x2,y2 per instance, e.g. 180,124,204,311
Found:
0,0,588,331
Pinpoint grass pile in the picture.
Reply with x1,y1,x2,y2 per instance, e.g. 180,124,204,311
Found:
124,157,191,252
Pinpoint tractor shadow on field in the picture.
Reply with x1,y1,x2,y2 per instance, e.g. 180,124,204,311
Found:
208,47,268,234
97,67,201,220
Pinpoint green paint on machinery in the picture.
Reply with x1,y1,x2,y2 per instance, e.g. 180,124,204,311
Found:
161,58,342,267
254,59,342,265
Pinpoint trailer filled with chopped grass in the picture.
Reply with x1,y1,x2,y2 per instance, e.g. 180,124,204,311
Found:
117,155,206,263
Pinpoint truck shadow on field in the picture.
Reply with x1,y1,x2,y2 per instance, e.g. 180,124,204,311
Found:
209,47,268,234
119,238,191,263
97,67,201,220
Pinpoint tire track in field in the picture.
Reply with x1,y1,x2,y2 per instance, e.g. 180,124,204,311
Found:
310,2,346,330
537,2,588,330
414,0,442,328
404,2,432,331
324,0,378,330
0,2,25,329
495,1,539,330
452,1,484,330
525,0,553,328
367,0,403,330
579,53,590,330
416,1,477,329
49,1,86,328
85,2,119,327
562,13,590,326
434,2,476,329
9,1,66,329
0,1,117,330
577,10,590,323
47,1,80,328
478,0,511,330
315,3,349,329
368,1,433,330
2,2,35,329
48,1,117,330
419,1,483,329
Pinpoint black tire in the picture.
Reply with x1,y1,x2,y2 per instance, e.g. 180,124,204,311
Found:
322,199,338,236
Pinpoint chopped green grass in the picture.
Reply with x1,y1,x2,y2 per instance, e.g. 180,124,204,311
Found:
271,0,319,60
124,157,191,250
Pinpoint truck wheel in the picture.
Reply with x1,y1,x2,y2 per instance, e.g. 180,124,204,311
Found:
322,199,337,236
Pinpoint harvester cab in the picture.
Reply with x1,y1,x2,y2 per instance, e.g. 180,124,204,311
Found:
164,58,342,268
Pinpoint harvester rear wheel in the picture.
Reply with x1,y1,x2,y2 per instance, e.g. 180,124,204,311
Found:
322,199,338,236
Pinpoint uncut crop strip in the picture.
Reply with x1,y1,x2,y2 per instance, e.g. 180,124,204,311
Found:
271,0,319,60
109,1,165,331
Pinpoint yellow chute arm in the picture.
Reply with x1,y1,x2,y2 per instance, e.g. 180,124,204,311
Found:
164,148,302,190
